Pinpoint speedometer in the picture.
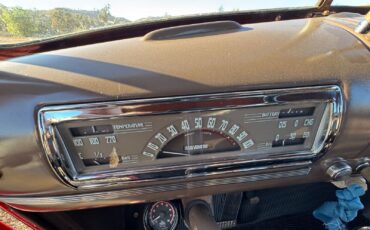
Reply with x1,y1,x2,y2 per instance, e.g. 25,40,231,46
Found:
143,118,251,159
158,129,241,158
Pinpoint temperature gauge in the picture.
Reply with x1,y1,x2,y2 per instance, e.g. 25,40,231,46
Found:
144,201,179,230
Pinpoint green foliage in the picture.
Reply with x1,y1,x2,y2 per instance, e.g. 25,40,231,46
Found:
0,4,129,38
50,8,80,34
1,7,39,36
98,4,111,25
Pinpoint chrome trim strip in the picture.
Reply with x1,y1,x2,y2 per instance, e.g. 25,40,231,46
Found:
217,220,237,229
37,85,343,189
2,167,311,212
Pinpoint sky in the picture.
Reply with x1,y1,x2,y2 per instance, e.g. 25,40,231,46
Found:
1,0,369,21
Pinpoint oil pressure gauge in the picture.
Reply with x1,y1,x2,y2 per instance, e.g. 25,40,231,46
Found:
144,201,179,230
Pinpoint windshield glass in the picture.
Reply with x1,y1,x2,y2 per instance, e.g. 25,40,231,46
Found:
0,0,367,45
333,0,370,6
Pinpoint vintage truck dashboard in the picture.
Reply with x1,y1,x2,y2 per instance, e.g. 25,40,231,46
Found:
0,13,369,213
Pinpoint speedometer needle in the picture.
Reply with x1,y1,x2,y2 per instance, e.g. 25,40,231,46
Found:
161,151,188,156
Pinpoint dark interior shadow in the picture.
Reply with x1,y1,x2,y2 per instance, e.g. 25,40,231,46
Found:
9,54,207,92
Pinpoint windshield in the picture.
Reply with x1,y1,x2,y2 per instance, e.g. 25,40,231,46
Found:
0,0,368,45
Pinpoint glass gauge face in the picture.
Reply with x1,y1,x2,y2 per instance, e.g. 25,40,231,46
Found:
58,103,327,173
157,129,241,158
145,201,178,230
142,117,253,161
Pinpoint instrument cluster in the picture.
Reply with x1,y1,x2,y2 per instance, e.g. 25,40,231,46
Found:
38,86,342,189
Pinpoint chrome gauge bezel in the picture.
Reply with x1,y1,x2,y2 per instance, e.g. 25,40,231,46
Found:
38,85,343,189
143,201,179,230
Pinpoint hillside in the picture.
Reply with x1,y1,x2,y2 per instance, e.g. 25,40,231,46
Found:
0,4,130,43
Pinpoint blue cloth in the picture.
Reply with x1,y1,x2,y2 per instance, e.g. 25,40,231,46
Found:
313,184,365,230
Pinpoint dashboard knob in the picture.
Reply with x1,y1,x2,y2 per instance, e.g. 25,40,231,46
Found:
326,161,353,181
356,161,370,173
355,11,370,34
360,165,370,182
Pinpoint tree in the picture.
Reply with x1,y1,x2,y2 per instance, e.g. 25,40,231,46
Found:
49,8,81,34
0,7,6,32
1,7,38,36
98,4,111,25
0,5,128,38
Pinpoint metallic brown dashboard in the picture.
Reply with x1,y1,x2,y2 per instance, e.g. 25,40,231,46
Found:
0,13,369,212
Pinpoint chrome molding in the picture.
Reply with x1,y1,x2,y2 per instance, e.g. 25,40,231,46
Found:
2,167,311,212
217,220,237,229
37,85,343,189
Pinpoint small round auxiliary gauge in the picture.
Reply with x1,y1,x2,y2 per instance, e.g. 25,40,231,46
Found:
144,201,179,230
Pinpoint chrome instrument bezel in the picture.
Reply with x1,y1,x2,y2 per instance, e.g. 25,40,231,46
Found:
37,85,343,189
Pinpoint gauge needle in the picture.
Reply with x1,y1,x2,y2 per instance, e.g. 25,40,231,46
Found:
161,151,188,156
153,215,161,222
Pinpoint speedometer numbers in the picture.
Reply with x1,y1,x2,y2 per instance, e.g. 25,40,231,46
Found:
142,117,254,159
